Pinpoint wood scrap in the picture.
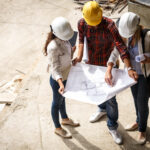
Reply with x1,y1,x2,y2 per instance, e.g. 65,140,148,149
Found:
111,0,123,14
0,104,5,112
0,93,16,104
15,69,26,75
118,2,128,13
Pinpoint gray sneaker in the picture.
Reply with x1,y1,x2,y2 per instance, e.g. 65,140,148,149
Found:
89,111,106,123
109,129,122,144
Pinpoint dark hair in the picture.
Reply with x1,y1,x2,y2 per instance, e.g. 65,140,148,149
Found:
43,26,56,56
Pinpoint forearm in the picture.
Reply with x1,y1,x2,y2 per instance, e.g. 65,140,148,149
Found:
57,78,63,87
107,62,114,72
107,48,119,67
105,62,114,86
123,58,132,68
77,44,84,62
123,58,138,80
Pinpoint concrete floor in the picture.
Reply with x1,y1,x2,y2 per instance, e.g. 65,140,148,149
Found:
0,0,150,150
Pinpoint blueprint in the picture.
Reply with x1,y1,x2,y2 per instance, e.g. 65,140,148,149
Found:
63,63,137,105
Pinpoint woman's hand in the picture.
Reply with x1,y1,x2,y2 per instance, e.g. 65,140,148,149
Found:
58,84,65,95
57,78,65,95
141,55,150,64
128,69,138,81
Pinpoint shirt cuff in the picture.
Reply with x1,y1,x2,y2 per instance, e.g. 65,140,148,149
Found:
107,58,116,66
55,75,63,81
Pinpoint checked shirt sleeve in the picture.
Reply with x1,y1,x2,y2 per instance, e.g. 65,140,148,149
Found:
78,19,85,44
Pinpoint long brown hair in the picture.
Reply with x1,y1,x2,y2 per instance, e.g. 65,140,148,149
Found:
43,26,56,56
129,25,143,47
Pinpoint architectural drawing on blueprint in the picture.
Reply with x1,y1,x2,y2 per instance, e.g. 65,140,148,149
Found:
63,63,136,105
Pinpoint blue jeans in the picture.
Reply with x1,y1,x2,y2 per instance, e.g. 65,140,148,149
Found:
131,75,149,132
50,76,68,128
98,96,118,130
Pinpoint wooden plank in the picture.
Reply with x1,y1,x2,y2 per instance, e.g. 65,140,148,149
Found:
128,1,150,28
0,104,5,112
129,0,150,7
0,92,16,104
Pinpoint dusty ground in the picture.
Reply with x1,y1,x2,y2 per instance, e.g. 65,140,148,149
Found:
0,0,150,150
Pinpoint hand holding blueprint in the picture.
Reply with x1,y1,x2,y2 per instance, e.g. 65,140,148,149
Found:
63,63,137,105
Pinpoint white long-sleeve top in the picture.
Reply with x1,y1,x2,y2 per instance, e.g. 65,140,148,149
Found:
107,31,150,76
47,38,72,81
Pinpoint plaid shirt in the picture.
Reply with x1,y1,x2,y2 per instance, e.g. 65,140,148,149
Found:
78,17,129,66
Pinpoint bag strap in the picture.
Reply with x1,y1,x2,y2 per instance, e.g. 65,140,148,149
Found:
141,29,150,77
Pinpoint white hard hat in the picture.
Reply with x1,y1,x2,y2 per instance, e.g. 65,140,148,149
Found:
51,17,74,41
118,12,140,38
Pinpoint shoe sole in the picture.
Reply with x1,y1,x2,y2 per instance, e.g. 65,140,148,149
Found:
136,140,146,145
125,126,138,131
61,123,80,127
55,131,72,138
89,113,107,123
109,132,123,145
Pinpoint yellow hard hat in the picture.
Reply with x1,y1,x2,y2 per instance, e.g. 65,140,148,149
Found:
82,1,103,26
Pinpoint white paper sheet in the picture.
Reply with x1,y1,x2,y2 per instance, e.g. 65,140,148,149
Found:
63,63,137,105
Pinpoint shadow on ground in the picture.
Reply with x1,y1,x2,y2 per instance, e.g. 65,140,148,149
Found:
62,115,150,150
62,126,102,150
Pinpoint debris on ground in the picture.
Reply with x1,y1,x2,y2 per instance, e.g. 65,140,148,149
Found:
0,75,24,104
73,0,128,15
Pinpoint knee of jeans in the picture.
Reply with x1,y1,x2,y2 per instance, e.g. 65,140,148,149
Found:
52,101,59,108
107,99,117,108
107,101,118,118
52,98,62,107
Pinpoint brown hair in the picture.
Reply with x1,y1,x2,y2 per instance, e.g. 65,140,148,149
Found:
130,25,143,47
43,26,56,56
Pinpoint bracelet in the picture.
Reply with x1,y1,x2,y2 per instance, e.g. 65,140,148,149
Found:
127,67,135,71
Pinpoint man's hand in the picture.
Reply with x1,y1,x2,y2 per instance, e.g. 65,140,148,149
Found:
72,43,84,65
128,69,138,81
105,70,113,86
141,55,150,64
105,63,114,86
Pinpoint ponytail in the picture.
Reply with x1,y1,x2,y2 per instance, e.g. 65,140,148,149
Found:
43,25,56,56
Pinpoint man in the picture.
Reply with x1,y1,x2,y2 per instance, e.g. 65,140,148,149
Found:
73,1,138,144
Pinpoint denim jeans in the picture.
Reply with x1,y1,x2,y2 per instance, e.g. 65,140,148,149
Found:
50,76,68,128
98,96,118,130
131,75,149,132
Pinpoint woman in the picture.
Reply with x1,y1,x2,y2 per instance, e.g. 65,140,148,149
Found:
105,12,150,144
43,17,79,138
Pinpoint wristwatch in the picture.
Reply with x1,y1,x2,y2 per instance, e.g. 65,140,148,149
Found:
127,67,135,71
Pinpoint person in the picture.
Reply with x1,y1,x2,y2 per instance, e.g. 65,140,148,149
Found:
106,12,150,144
43,17,79,138
73,1,138,144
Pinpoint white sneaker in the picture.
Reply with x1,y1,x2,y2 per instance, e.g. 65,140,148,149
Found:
109,129,122,145
89,111,106,123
